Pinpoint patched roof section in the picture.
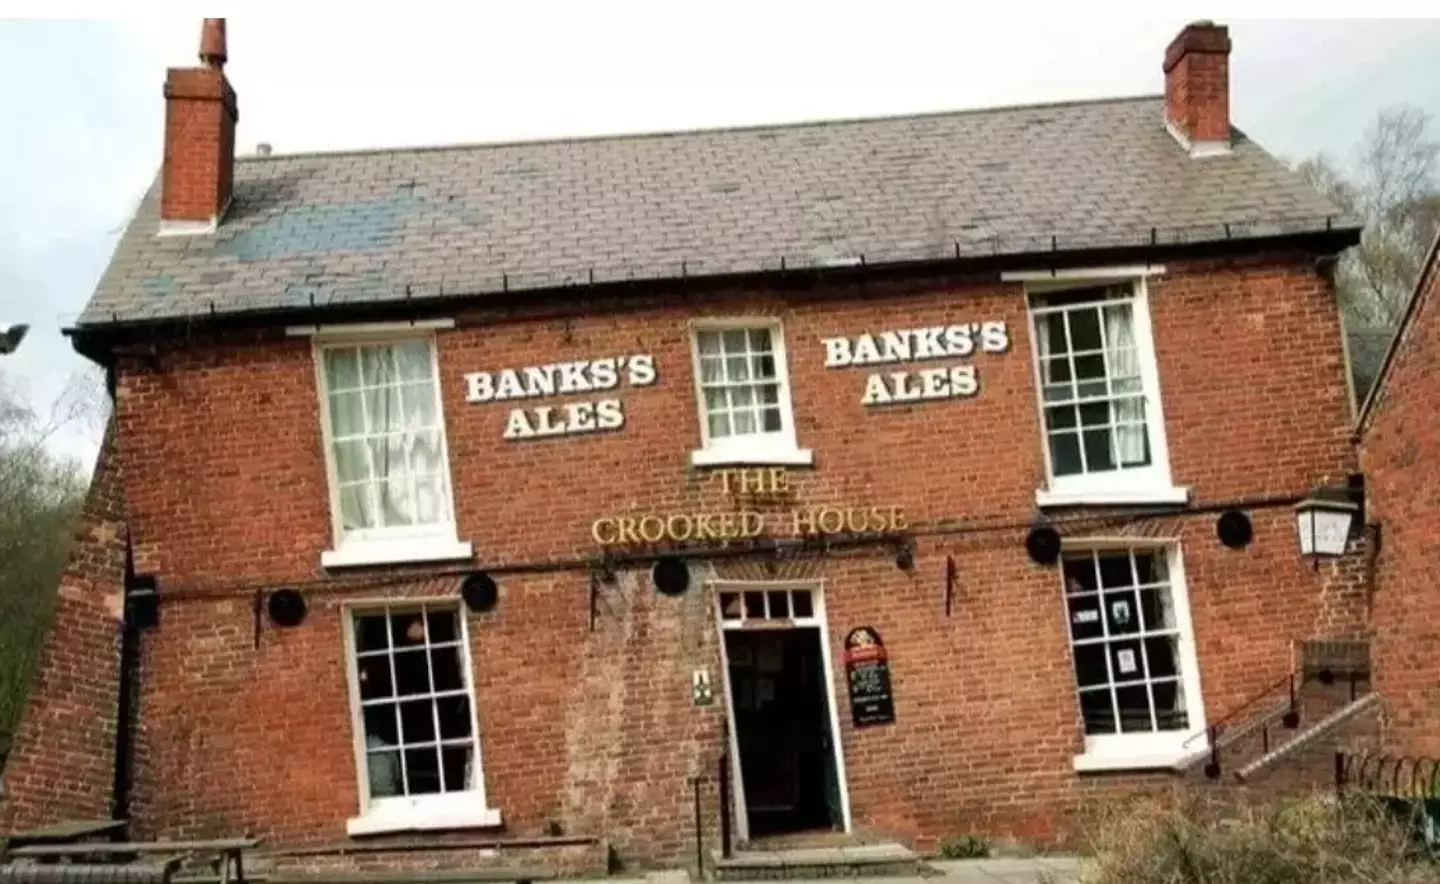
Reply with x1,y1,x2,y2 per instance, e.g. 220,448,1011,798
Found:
78,96,1353,327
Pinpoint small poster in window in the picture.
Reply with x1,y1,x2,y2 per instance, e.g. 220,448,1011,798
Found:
1111,600,1132,626
1073,608,1099,625
1116,648,1138,674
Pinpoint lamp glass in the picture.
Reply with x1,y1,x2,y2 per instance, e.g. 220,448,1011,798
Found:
1295,501,1355,557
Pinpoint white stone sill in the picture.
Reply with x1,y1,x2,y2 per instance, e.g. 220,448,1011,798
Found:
1036,486,1191,509
346,804,502,837
1072,744,1210,774
321,538,474,570
690,446,814,468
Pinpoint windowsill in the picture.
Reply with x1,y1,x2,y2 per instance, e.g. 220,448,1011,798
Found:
346,803,502,837
322,537,474,569
1072,743,1210,774
1036,485,1190,508
690,445,814,468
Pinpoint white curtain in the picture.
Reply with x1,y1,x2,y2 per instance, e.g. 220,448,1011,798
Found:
1105,309,1147,465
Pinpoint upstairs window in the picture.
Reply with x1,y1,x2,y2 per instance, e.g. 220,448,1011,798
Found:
688,320,811,466
310,328,472,568
1027,279,1180,505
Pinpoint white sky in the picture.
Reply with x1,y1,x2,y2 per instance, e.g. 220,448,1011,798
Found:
2,4,1439,467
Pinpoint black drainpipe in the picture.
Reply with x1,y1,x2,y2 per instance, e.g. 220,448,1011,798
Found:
103,361,142,832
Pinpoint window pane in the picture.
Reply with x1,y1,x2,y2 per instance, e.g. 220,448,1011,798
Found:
329,391,367,438
437,695,472,740
1139,588,1176,630
1074,353,1107,382
1153,680,1189,730
1135,552,1168,585
1145,636,1179,678
1112,375,1143,395
1117,685,1154,733
697,332,721,356
1068,309,1103,351
1043,356,1072,384
1098,554,1133,589
426,609,458,644
1042,314,1069,356
391,611,427,649
355,615,390,653
762,407,783,432
744,592,765,618
732,409,757,436
791,590,814,618
1043,382,1074,405
334,439,370,484
731,386,756,409
747,328,772,352
362,704,399,745
719,592,741,620
1104,590,1140,636
1079,402,1110,427
405,747,442,795
1072,644,1108,688
726,356,751,382
367,749,402,798
441,745,472,792
1050,432,1083,477
722,330,747,351
365,385,402,431
395,341,433,382
1079,689,1117,735
1067,596,1104,641
357,657,394,701
361,346,395,387
401,383,438,429
1063,554,1099,594
767,591,789,619
325,348,362,392
1045,405,1077,431
1110,639,1145,680
339,484,375,530
430,646,464,693
400,698,436,744
708,412,732,439
393,650,431,696
755,354,776,379
758,384,780,406
1083,428,1116,472
699,355,724,384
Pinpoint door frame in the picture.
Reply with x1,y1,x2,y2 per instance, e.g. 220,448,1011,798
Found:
712,578,852,843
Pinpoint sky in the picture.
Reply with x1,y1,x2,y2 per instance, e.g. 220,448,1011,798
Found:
2,8,1439,469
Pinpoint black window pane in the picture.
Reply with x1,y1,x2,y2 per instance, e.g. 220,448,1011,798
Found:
394,650,432,696
404,747,442,795
1109,639,1146,680
719,592,741,620
437,695,472,740
1044,356,1072,384
1097,554,1133,589
426,609,458,644
1050,432,1083,476
1067,597,1104,642
1117,685,1154,733
1063,555,1099,594
355,615,389,653
1145,636,1179,679
1139,589,1174,630
1074,353,1107,390
1042,314,1069,356
357,656,394,700
791,591,813,618
743,592,765,618
762,407,782,432
1068,309,1103,352
441,745,472,792
400,698,436,744
767,591,789,619
1083,428,1116,472
430,646,464,693
1153,680,1189,731
1104,590,1141,636
1072,644,1108,688
1080,690,1116,735
391,611,427,649
1135,552,1168,585
1045,405,1078,431
362,704,399,745
367,750,402,798
1078,401,1110,426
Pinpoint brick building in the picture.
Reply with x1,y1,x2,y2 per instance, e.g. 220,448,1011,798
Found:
0,18,1388,874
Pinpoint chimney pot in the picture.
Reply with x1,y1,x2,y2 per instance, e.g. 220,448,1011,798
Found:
160,18,238,231
256,143,272,157
1163,20,1232,157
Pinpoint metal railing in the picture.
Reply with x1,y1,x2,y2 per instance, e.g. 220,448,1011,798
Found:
688,749,734,879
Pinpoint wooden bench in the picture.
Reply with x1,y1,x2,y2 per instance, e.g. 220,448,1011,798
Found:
267,868,555,884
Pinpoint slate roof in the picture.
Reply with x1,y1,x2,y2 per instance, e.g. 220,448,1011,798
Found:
76,95,1355,328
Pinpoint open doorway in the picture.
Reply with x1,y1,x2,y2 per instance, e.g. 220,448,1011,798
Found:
717,585,848,840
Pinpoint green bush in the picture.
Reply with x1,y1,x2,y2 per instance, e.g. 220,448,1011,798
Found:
936,835,990,859
1085,791,1437,884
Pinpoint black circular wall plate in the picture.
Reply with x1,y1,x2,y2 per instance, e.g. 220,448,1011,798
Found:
652,556,690,596
1216,510,1254,549
267,588,307,627
1025,526,1062,567
460,571,499,613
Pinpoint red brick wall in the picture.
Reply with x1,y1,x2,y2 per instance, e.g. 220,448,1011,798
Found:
14,252,1360,864
1360,241,1440,758
0,423,128,831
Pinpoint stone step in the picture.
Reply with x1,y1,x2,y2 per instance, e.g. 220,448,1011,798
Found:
711,843,924,880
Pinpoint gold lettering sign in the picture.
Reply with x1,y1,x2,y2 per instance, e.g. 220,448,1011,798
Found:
590,468,904,547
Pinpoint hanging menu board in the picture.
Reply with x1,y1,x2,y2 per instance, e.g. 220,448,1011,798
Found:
843,626,895,727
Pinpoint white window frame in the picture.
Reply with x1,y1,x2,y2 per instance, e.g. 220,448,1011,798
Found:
686,317,813,467
341,598,502,835
1056,540,1208,772
302,322,473,569
1013,268,1188,508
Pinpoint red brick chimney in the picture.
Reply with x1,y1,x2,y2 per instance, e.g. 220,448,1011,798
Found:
160,18,237,232
1163,20,1232,156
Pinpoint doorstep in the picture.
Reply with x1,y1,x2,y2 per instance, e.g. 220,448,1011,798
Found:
711,843,923,880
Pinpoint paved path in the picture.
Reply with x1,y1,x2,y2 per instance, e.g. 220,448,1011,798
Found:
609,855,1089,883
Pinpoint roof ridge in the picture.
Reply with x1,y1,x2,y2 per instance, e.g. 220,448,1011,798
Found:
237,93,1164,163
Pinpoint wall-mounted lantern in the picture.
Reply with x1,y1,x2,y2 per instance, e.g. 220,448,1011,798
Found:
1295,476,1364,562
